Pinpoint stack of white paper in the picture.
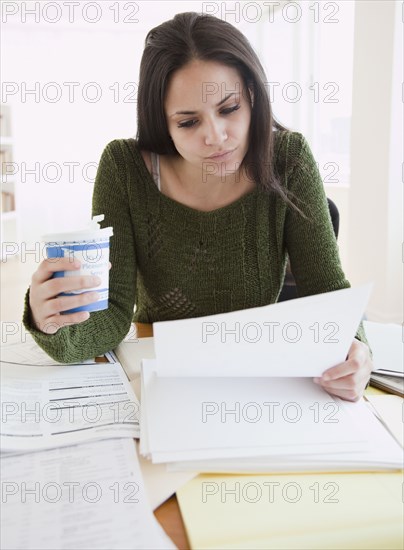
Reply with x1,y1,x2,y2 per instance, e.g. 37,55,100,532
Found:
364,321,403,376
0,349,140,452
140,285,403,472
1,438,176,550
365,321,404,396
1,340,176,549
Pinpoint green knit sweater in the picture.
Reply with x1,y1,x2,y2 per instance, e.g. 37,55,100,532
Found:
23,130,368,363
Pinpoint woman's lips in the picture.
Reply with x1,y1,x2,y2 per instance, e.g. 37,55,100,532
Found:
205,149,235,160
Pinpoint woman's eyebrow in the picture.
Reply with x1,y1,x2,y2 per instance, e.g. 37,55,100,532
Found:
169,93,235,118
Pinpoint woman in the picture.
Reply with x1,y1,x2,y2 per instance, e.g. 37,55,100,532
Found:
24,12,372,401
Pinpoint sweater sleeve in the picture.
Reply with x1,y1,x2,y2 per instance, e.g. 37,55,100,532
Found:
22,140,137,363
283,132,370,349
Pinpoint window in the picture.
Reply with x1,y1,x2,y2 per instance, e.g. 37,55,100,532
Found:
240,0,355,187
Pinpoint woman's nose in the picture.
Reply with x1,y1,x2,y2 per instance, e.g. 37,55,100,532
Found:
204,118,228,146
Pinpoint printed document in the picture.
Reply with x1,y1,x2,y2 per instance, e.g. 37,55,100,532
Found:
1,438,176,549
1,350,140,452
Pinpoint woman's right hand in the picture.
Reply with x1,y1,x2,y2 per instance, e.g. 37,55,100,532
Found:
29,257,101,334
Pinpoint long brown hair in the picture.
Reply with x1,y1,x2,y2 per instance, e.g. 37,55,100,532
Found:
136,12,294,204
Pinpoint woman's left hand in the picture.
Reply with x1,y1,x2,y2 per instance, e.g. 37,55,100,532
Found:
313,339,373,401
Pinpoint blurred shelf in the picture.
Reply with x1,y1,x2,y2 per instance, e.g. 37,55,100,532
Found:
1,105,17,258
1,180,15,193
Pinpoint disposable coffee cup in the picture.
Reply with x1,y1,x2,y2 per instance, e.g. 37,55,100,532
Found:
42,215,113,314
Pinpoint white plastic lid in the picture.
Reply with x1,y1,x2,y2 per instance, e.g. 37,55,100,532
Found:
41,215,113,243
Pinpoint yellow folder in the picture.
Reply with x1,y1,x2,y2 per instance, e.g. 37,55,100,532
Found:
177,471,404,549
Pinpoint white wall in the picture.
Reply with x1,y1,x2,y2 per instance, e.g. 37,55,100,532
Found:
2,1,201,242
348,0,402,323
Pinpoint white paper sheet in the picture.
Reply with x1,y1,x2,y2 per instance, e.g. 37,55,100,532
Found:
152,285,372,377
0,336,101,366
364,395,404,446
1,438,176,550
137,441,196,510
0,351,140,452
165,396,404,472
364,321,404,375
115,336,155,380
140,359,381,464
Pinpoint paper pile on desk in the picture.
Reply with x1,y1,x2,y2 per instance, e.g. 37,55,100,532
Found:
1,438,176,550
0,348,140,452
1,339,176,549
140,285,403,472
365,321,404,396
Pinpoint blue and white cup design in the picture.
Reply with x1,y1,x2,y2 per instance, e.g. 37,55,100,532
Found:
44,228,113,314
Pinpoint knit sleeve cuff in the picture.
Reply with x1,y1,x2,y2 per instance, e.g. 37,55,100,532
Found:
22,286,35,332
